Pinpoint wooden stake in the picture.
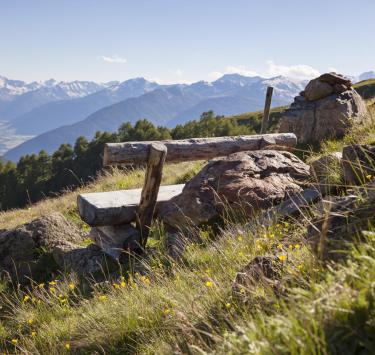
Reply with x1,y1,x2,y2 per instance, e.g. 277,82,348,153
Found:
137,142,167,248
260,86,274,134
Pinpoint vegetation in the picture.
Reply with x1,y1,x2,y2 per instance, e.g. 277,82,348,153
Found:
0,103,373,353
0,111,261,211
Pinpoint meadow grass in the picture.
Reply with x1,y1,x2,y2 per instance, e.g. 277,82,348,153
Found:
0,106,375,354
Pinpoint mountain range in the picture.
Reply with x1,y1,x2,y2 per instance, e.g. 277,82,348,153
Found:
1,71,374,162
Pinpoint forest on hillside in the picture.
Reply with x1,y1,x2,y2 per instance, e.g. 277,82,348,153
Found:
0,111,266,211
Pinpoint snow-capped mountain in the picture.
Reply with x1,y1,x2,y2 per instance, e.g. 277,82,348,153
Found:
0,75,41,101
1,70,373,161
358,71,375,82
3,74,306,161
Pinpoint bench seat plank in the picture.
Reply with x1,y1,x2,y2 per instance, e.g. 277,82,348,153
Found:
78,184,185,226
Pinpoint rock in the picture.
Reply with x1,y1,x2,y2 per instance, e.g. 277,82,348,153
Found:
232,256,281,295
318,73,352,87
89,224,141,260
304,79,333,101
280,81,367,144
53,243,118,277
0,213,84,282
159,150,310,230
333,83,349,94
342,144,375,185
310,152,343,181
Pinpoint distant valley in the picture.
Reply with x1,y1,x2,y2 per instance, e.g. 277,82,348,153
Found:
1,71,374,162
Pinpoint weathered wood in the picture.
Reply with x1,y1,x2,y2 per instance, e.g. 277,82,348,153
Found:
103,133,297,165
261,86,274,134
77,184,184,226
137,143,167,247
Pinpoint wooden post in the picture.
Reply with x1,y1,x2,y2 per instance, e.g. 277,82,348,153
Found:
260,86,274,134
137,142,167,248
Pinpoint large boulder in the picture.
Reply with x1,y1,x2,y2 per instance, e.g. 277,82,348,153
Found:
158,150,310,230
279,73,367,144
0,213,84,282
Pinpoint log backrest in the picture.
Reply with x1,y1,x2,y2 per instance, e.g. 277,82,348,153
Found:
103,133,297,166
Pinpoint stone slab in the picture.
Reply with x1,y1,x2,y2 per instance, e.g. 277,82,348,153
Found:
78,184,185,226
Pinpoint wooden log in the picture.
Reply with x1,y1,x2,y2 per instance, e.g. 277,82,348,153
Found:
260,86,274,134
77,184,184,226
136,143,167,247
103,133,297,165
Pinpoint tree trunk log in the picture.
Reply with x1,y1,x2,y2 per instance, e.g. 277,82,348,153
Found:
103,133,297,165
136,143,167,247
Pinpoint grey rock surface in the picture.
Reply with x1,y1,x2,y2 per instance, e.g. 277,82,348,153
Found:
279,73,367,144
0,213,84,282
159,150,310,230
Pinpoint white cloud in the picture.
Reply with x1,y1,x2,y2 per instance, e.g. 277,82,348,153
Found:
225,65,258,77
265,60,320,80
101,55,127,64
327,66,339,73
208,65,258,81
208,71,224,80
175,69,184,76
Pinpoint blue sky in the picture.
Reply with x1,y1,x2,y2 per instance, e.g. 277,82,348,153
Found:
0,0,374,83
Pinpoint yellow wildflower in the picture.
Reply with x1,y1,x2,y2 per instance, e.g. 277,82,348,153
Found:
294,244,301,249
49,287,56,293
278,255,286,262
163,308,171,315
277,243,283,250
11,339,18,345
140,276,150,284
98,295,107,301
113,283,120,289
38,283,45,288
366,174,372,180
205,281,214,287
49,280,57,286
69,283,75,290
120,281,126,288
65,343,70,350
23,295,30,302
237,235,243,241
225,303,231,309
31,331,37,337
27,319,33,325
288,245,293,250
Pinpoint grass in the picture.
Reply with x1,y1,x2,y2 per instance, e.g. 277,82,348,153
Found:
0,161,203,230
1,104,375,353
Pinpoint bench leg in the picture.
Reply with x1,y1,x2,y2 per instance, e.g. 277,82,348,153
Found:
137,143,167,248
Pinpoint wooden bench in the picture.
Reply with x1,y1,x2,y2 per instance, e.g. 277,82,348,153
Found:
77,133,297,250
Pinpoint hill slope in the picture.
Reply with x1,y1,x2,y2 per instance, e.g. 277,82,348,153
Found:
0,105,374,354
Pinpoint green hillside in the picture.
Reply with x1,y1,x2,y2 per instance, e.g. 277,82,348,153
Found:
0,101,374,353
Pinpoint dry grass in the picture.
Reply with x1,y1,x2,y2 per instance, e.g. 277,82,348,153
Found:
0,161,203,230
